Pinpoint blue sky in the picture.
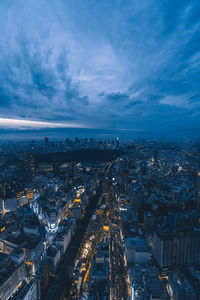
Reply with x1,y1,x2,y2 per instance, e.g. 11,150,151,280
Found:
0,0,200,138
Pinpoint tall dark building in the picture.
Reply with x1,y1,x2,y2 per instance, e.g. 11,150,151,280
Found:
176,234,187,265
153,226,175,268
144,212,154,234
45,136,49,146
116,137,119,148
196,172,200,210
154,148,158,167
187,233,200,265
168,270,197,299
65,137,70,145
154,226,200,268
1,185,6,212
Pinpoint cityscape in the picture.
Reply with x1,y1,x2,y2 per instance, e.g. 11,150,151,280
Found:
0,138,200,299
0,0,200,299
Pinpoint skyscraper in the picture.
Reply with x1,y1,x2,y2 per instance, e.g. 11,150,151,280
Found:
176,234,186,265
45,136,49,146
187,233,200,265
2,185,6,212
153,226,175,268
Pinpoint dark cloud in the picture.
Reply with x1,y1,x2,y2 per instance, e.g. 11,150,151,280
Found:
0,0,199,136
106,93,129,101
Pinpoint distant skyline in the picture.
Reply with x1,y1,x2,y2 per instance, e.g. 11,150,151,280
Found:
0,0,200,139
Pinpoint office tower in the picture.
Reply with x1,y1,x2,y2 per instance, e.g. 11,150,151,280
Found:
196,171,200,210
153,226,175,268
144,212,154,233
176,234,186,265
154,148,158,167
45,136,49,146
187,233,200,265
116,136,119,148
65,137,70,144
2,186,6,212
168,270,197,300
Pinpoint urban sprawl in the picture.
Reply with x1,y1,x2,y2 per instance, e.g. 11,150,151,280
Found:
0,137,200,300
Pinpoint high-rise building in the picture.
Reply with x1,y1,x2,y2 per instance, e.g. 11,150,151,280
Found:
116,137,119,148
153,148,158,167
2,185,6,212
196,171,200,210
45,136,49,146
153,226,175,268
187,233,200,265
176,234,186,265
154,226,200,268
167,269,197,300
144,212,155,234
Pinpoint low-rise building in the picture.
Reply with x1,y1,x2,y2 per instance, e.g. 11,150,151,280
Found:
12,277,38,300
125,236,150,265
0,253,26,300
46,244,61,276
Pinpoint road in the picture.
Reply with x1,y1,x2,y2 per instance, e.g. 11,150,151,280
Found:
106,192,129,299
43,189,101,300
109,227,128,300
43,161,128,300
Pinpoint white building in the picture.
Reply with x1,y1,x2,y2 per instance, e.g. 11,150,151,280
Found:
125,236,150,265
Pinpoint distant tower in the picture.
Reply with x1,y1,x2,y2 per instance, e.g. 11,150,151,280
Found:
45,136,49,146
116,137,119,148
153,227,175,268
30,153,35,178
2,186,6,212
187,233,200,265
154,149,158,167
65,137,70,144
196,171,200,210
17,192,20,208
31,140,35,151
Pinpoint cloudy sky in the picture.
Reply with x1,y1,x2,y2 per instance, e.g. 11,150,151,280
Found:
0,0,200,138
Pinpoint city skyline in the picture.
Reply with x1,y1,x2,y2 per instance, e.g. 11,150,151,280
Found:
0,138,200,299
0,2,200,299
